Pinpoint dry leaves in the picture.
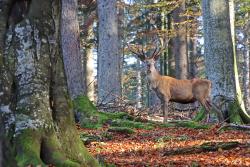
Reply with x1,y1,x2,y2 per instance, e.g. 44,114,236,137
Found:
81,125,250,167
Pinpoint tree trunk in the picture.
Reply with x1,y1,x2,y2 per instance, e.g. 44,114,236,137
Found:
97,0,121,104
243,37,250,113
78,4,96,102
118,0,125,97
189,37,198,78
167,14,175,77
85,45,95,101
0,0,98,166
173,1,188,79
61,0,86,99
83,19,95,102
202,0,250,124
136,59,142,108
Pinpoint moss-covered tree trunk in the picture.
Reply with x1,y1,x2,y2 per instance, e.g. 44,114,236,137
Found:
0,0,99,166
202,0,250,124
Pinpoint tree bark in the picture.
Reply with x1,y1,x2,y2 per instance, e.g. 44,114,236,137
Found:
243,37,250,113
173,1,188,79
202,0,250,124
97,0,121,104
167,14,175,77
61,0,86,99
0,0,98,166
189,37,198,78
136,59,142,108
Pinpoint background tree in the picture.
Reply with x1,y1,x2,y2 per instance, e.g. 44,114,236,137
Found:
61,0,86,99
97,0,122,104
173,0,188,79
78,0,97,101
0,0,98,166
202,0,250,123
235,0,250,114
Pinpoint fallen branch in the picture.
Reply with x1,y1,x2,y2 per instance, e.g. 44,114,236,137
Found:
218,123,250,132
163,141,249,156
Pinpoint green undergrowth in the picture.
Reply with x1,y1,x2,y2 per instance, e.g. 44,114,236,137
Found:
73,96,154,130
159,120,210,129
108,127,135,134
193,107,206,122
156,134,190,142
110,119,154,130
74,96,211,131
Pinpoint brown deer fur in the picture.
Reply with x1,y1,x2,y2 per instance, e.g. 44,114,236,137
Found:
129,45,222,122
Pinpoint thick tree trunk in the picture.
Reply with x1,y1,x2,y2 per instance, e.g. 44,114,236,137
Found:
173,1,188,79
61,0,86,99
97,0,121,104
202,0,250,124
0,0,98,166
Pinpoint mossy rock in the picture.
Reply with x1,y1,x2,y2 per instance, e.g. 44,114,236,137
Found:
108,127,135,134
74,96,97,115
174,121,210,129
80,133,102,145
110,119,154,130
100,132,113,141
73,96,133,129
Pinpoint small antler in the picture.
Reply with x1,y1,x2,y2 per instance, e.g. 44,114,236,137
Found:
151,46,163,60
127,44,147,61
128,43,165,61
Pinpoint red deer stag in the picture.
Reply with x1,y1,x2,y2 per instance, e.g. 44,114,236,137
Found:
129,45,223,122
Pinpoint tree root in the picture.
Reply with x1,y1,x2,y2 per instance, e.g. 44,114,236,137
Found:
163,141,250,156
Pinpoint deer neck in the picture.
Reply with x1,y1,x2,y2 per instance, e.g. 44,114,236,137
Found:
147,65,161,88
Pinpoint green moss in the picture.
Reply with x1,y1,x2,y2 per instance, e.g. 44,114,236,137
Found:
80,133,102,144
228,100,243,124
74,96,98,115
177,135,189,141
174,121,210,129
74,96,133,129
158,120,209,129
64,138,98,166
156,135,173,142
15,129,44,167
157,123,176,128
193,107,206,122
108,127,135,134
110,119,154,130
61,160,81,167
156,135,189,142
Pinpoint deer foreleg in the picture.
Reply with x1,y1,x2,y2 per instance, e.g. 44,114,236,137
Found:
163,99,169,123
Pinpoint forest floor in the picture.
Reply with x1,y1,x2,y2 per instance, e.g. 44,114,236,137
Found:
78,115,250,167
